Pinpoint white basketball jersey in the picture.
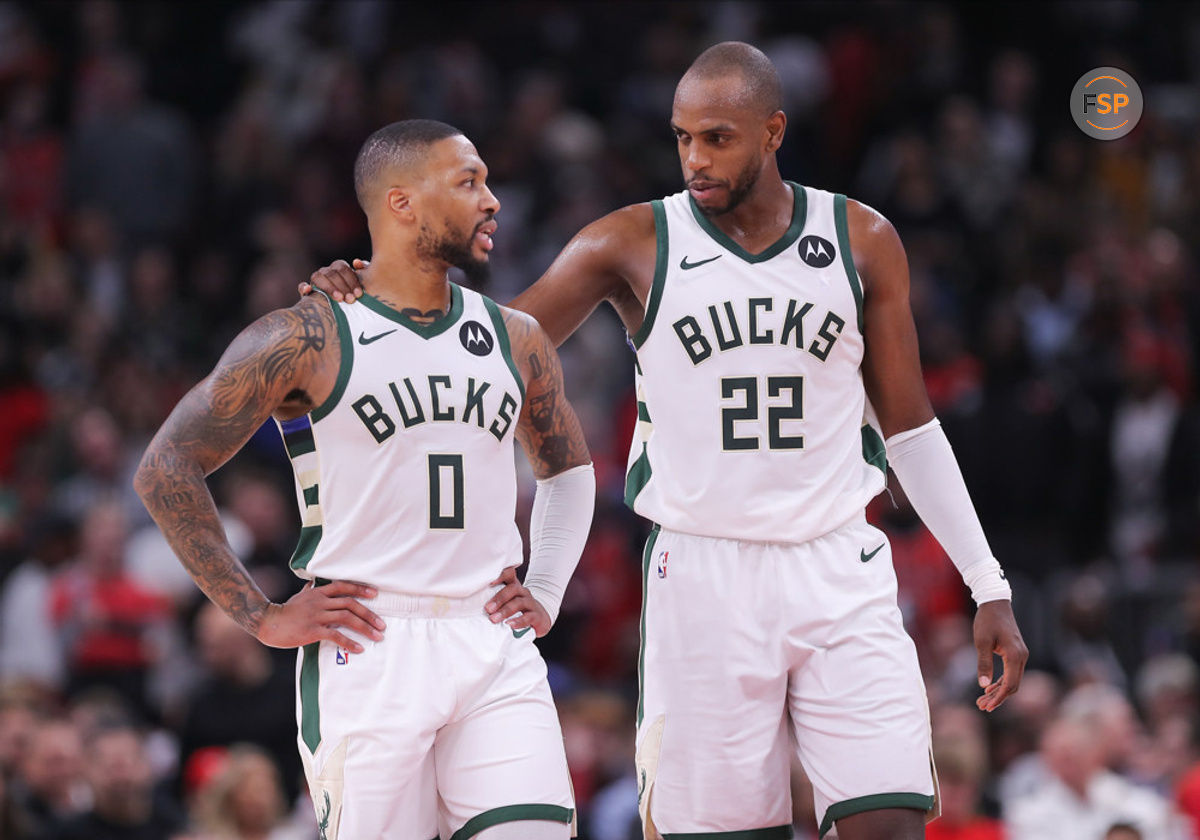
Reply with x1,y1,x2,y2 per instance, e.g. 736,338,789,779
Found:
626,184,887,544
276,284,525,596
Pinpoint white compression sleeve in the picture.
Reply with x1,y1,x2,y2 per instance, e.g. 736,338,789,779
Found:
524,463,595,625
885,418,1011,605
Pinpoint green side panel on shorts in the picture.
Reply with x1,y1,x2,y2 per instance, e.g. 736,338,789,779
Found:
482,296,526,402
624,443,652,509
289,525,323,571
833,193,864,334
818,793,936,839
631,200,669,349
310,292,354,423
299,642,321,753
636,526,660,727
860,424,887,473
448,804,574,840
663,825,793,840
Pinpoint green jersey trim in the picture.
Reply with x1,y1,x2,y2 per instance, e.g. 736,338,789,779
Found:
819,793,935,838
289,525,323,571
299,641,321,752
482,297,526,402
833,194,864,333
448,804,574,840
861,424,887,473
631,200,669,349
636,525,660,727
663,825,794,839
687,181,808,264
357,283,464,339
625,443,652,509
283,424,315,458
310,294,353,423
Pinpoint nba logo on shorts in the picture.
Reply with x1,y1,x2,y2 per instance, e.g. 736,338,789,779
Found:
656,550,669,579
336,648,350,665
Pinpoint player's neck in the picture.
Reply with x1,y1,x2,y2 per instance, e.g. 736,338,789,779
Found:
705,169,793,251
358,248,453,317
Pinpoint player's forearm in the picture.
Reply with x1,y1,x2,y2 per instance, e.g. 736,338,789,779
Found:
884,418,1011,604
525,463,595,624
134,445,271,635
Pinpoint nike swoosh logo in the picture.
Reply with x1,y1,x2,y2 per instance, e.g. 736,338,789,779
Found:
511,626,532,639
358,329,397,345
860,544,884,563
679,255,722,270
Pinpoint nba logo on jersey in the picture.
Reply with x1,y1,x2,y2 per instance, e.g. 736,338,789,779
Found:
656,550,669,579
336,648,350,665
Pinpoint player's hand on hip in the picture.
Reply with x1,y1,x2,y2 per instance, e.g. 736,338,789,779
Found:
485,566,552,638
297,258,368,302
973,599,1028,712
255,580,385,653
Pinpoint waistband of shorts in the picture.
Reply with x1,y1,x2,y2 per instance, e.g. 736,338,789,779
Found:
655,509,869,546
313,579,499,618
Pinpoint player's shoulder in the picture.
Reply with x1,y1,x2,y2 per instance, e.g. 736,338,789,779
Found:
843,196,900,244
838,196,908,296
493,302,548,348
233,292,335,349
574,202,657,251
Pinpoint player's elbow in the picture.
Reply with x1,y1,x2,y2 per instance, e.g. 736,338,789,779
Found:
132,444,191,508
131,451,160,506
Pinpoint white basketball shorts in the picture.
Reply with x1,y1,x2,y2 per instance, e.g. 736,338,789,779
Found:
635,515,938,838
295,586,574,840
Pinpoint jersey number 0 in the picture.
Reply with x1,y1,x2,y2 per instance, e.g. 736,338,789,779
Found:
427,453,464,528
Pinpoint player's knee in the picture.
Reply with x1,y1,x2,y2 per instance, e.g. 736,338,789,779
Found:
472,820,571,840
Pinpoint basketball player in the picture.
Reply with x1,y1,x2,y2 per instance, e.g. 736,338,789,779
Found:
305,44,1028,840
135,120,595,839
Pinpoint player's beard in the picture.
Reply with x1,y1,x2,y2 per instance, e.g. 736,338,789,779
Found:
417,218,491,286
692,156,761,217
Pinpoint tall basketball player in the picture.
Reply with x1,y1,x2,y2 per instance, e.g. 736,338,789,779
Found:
136,120,594,840
307,44,1028,840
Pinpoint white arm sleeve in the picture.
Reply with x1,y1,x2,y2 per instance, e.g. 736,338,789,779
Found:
524,463,595,625
885,418,1012,605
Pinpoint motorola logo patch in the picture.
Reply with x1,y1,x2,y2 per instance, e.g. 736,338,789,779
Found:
459,321,494,356
798,235,836,268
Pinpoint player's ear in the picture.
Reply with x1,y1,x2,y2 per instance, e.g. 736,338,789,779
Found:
764,110,786,153
386,187,415,222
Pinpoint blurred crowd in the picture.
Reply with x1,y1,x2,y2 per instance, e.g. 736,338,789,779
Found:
1,1,1199,838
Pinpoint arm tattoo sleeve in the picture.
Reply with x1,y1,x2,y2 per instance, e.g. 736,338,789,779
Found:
505,310,591,479
133,299,335,635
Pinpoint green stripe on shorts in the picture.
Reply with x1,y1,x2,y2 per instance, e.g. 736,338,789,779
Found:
449,804,574,840
819,793,935,838
636,526,660,727
300,641,321,752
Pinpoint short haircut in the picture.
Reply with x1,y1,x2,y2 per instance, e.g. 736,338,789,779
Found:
353,119,464,210
680,41,782,115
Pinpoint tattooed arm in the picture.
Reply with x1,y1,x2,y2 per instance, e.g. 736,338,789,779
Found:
133,296,384,650
484,307,594,636
504,309,591,478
